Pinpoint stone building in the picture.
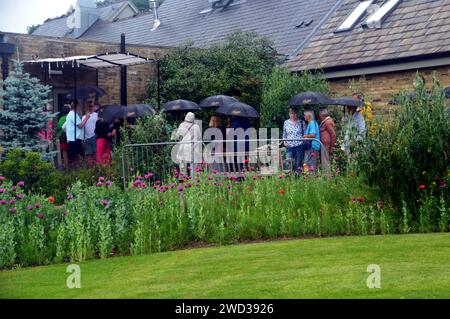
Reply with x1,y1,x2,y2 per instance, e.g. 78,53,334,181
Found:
285,0,450,110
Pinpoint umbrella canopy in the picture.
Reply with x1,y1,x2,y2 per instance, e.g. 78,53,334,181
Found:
445,87,450,98
199,95,239,109
122,104,156,119
330,97,363,107
98,104,156,123
74,85,106,100
289,92,332,106
162,99,199,113
215,101,260,119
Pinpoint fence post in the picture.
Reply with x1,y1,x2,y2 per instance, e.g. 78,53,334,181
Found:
121,150,127,189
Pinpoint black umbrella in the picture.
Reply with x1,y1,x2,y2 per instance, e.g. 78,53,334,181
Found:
289,92,332,106
330,97,363,107
97,104,156,123
122,104,156,119
162,99,199,112
445,87,450,98
74,85,106,99
199,95,239,109
215,101,259,119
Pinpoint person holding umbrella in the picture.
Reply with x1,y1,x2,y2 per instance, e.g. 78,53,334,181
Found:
303,110,321,172
63,100,91,166
343,93,366,157
282,108,306,171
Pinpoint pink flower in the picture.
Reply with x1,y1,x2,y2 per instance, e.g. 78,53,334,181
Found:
439,181,446,188
10,199,16,205
36,213,45,219
35,203,42,209
11,186,17,192
0,199,7,205
100,199,109,206
0,188,5,193
17,181,25,187
16,193,24,200
97,182,103,187
351,197,356,203
10,208,17,214
98,176,105,182
106,181,112,187
67,193,74,200
159,186,167,193
155,180,161,185
0,176,5,181
27,205,34,210
145,172,154,179
227,184,232,190
178,186,184,192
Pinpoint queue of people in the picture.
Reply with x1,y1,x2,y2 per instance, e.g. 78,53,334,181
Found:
281,102,366,173
56,100,120,168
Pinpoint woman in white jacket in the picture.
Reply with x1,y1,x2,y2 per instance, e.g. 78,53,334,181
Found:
171,112,202,174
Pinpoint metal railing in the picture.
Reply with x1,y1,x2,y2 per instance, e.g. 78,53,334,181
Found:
120,138,329,188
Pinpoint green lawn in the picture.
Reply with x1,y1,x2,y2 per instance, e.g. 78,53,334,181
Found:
1,233,450,299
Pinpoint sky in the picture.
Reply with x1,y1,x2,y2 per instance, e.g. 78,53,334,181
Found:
0,0,76,33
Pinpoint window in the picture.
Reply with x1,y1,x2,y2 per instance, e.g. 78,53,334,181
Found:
364,0,402,29
335,0,374,32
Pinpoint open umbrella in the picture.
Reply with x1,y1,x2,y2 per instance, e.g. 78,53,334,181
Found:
74,85,106,100
215,101,259,118
97,104,156,123
199,95,239,109
162,99,199,112
289,92,332,106
330,97,363,107
445,87,450,98
122,104,156,119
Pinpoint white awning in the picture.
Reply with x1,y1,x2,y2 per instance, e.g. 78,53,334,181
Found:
24,52,156,69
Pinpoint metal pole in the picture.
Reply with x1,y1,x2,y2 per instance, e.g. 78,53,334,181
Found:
95,68,99,104
157,59,161,110
121,151,127,189
120,33,127,106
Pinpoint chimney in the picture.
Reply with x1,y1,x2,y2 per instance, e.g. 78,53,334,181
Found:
71,0,98,38
149,0,161,31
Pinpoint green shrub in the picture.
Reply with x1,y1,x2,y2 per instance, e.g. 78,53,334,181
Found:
358,74,450,220
260,67,330,128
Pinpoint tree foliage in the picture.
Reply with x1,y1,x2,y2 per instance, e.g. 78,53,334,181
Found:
260,67,330,128
149,32,278,113
0,62,55,160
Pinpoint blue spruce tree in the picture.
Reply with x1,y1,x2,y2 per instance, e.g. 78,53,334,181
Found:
0,62,55,160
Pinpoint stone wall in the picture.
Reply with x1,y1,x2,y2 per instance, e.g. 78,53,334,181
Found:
328,65,450,112
1,33,171,109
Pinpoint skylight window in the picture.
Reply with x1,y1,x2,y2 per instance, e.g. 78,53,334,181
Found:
335,0,374,32
364,0,402,29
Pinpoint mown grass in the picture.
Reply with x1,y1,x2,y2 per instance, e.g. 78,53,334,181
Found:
1,233,450,299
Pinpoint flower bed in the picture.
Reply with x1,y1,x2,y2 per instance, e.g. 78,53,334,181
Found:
0,171,448,269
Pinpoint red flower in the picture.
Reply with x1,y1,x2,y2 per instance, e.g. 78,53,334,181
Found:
244,159,249,164
36,213,45,219
278,190,286,195
357,197,364,203
351,197,356,203
48,196,55,204
418,185,426,190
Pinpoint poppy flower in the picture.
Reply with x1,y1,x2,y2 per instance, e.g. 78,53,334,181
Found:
11,186,17,192
0,199,6,205
144,172,154,179
67,193,74,200
106,181,112,187
36,213,45,219
418,185,426,190
351,197,356,203
17,181,25,187
10,199,16,205
27,205,33,211
357,197,364,203
439,181,446,188
177,186,184,193
0,188,5,193
100,199,109,206
97,182,103,187
278,190,286,195
10,208,17,214
244,159,249,164
16,193,24,200
48,196,55,204
279,175,285,179
98,176,105,182
0,176,5,181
